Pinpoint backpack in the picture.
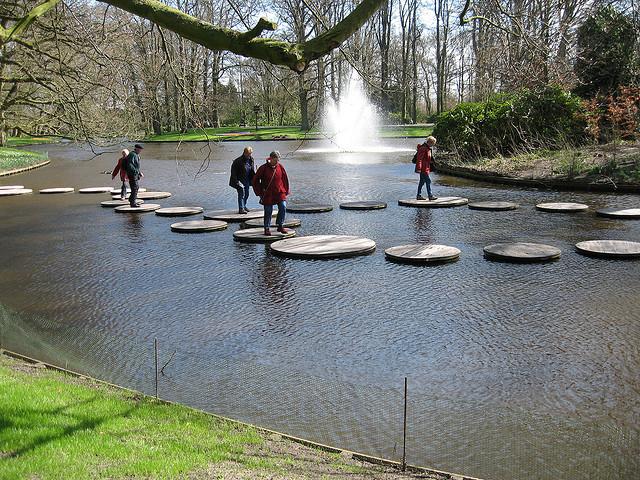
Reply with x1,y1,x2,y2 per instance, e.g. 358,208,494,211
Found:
411,152,417,164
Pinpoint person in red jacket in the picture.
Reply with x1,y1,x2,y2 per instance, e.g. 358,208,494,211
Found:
111,148,129,200
415,136,438,200
252,151,290,236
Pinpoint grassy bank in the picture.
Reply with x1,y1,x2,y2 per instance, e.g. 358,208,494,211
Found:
0,147,48,174
0,353,421,480
7,136,57,147
442,142,640,186
147,125,432,142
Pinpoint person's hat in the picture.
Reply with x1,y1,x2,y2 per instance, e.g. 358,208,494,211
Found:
134,143,144,149
268,151,280,159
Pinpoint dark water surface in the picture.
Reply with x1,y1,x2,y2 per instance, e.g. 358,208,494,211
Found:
1,140,639,480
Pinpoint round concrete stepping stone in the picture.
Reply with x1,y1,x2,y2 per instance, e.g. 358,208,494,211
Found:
203,209,276,222
79,187,113,193
468,201,518,211
109,187,147,194
0,188,33,196
243,217,301,228
39,187,74,194
595,208,640,219
114,203,161,213
575,240,640,258
233,227,296,243
101,199,144,207
286,202,333,213
340,201,387,210
171,220,228,233
270,235,376,259
398,197,468,208
385,244,461,264
535,202,589,213
0,185,24,190
155,207,204,217
137,191,172,200
483,242,561,263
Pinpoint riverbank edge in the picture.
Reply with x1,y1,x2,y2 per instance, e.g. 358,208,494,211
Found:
0,347,482,480
145,134,426,143
436,160,640,194
0,159,50,177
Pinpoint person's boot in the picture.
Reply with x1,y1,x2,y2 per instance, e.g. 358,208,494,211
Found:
428,195,438,200
277,226,289,234
238,209,246,214
416,195,426,200
264,228,271,236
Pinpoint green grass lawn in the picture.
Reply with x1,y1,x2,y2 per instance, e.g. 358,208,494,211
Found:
6,136,57,147
146,125,432,142
0,147,48,174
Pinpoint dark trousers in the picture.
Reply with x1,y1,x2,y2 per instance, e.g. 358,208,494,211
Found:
128,175,139,206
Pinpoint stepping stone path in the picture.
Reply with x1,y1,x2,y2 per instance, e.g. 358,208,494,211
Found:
286,202,333,213
243,217,301,228
79,187,113,193
596,208,640,219
203,209,275,222
385,244,461,264
0,188,33,196
0,185,25,190
101,199,144,207
155,207,203,217
398,197,468,208
468,201,518,211
270,235,376,259
114,203,161,213
339,201,387,210
136,191,172,200
575,240,640,259
535,202,589,213
233,227,296,243
39,188,74,194
171,220,228,233
110,187,146,194
483,242,561,263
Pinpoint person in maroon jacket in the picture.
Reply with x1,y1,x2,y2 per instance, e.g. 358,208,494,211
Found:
111,148,129,200
252,151,290,236
414,136,438,200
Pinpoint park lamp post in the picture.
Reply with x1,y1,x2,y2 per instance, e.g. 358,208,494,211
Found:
253,104,260,131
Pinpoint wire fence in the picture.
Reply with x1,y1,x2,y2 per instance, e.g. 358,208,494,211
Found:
1,305,638,480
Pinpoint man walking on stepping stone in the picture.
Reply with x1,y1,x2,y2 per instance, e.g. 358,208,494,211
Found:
414,136,437,201
229,146,255,214
252,151,289,236
123,144,144,207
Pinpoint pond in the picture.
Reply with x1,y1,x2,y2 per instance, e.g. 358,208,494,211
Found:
0,140,638,480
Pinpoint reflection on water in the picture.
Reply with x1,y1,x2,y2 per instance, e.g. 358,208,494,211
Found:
1,139,639,480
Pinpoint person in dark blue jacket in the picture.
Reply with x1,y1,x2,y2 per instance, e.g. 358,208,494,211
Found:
122,144,144,207
229,146,255,213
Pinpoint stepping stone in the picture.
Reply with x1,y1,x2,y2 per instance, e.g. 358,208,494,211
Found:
0,188,33,196
203,209,276,222
171,220,228,233
483,242,561,263
398,197,468,208
109,187,147,194
39,188,74,194
575,240,640,259
385,244,461,264
137,191,172,200
79,187,113,193
155,207,203,217
233,227,296,243
0,185,24,190
270,235,376,259
596,208,640,219
114,203,161,213
468,201,518,211
286,202,333,213
535,202,589,213
101,199,144,208
340,201,387,210
243,217,301,228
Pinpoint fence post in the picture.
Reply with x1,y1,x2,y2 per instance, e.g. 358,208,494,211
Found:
154,337,158,400
402,376,408,472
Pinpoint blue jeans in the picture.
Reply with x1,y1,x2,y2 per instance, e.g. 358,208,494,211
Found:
263,201,286,229
236,183,250,211
417,172,433,198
